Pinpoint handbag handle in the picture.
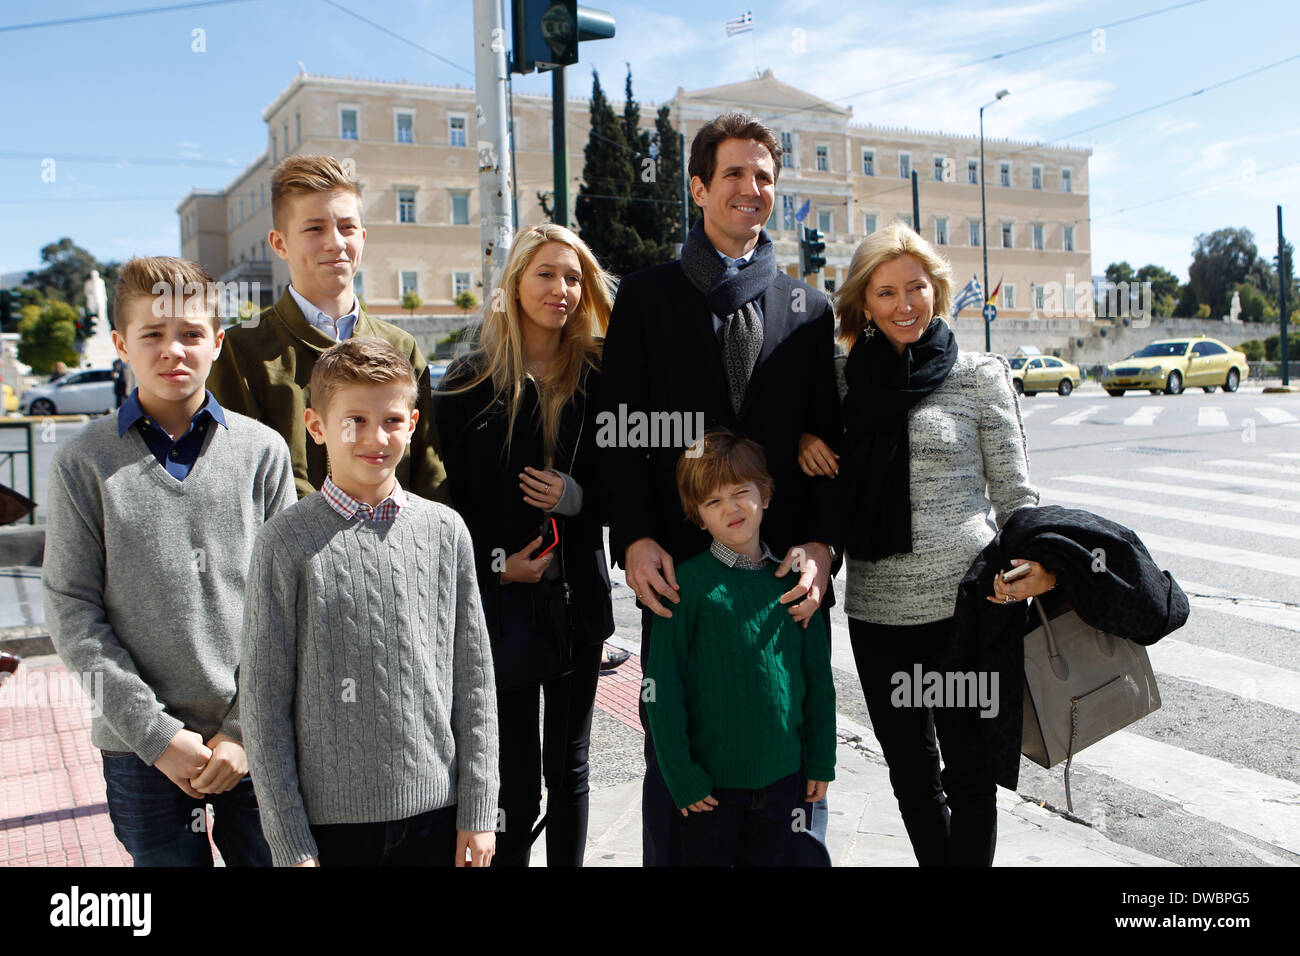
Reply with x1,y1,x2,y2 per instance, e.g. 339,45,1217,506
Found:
1031,597,1070,681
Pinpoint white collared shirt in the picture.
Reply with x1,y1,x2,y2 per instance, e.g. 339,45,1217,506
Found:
288,284,359,342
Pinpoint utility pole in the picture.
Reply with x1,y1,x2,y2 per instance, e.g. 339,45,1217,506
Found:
474,0,515,298
1280,205,1290,388
910,170,920,238
552,67,569,227
979,90,1009,351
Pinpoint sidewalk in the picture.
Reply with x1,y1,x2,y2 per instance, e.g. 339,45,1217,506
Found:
1,654,1173,868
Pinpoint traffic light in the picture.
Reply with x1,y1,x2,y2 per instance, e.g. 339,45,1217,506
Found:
0,290,17,332
801,226,826,276
511,0,615,73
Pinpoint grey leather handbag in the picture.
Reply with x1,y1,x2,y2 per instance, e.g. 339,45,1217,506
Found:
1021,597,1161,812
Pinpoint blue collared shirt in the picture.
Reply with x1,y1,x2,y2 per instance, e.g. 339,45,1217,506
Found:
288,284,359,342
118,389,228,481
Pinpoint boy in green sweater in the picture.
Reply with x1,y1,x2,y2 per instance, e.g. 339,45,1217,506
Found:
645,429,835,867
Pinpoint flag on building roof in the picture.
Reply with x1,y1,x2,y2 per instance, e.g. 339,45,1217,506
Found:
725,11,754,36
795,199,811,223
952,275,983,318
986,274,1004,307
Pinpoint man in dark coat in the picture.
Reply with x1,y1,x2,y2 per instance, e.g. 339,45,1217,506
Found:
598,112,842,866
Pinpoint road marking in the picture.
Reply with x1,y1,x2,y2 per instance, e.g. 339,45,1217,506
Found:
1177,579,1300,634
1256,407,1298,424
1271,453,1300,460
1202,458,1300,476
1140,532,1300,578
1051,404,1105,426
1037,486,1300,540
1122,405,1163,426
1018,405,1042,419
1147,639,1300,714
1142,465,1300,493
1054,473,1300,514
1197,406,1229,427
1075,729,1300,855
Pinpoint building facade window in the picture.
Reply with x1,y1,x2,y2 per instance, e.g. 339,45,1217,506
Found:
863,213,877,234
1063,225,1075,252
782,195,795,230
1001,222,1014,248
934,156,946,182
238,197,244,221
271,132,277,163
815,144,829,171
1032,223,1044,250
1003,284,1015,309
1062,168,1073,192
296,112,301,145
398,189,417,223
1032,165,1042,190
449,115,467,147
260,239,267,261
400,271,419,296
450,192,470,225
453,271,471,297
862,149,874,175
396,110,414,143
969,219,981,246
818,210,832,235
899,152,911,179
967,158,978,184
900,213,912,228
1000,162,1011,187
340,107,358,140
259,181,265,207
935,217,948,245
1035,285,1046,310
780,131,794,168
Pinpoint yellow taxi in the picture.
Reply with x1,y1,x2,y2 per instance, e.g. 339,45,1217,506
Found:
3,384,16,413
1009,355,1082,397
1101,336,1248,396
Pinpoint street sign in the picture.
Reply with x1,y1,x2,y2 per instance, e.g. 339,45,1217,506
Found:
983,303,997,323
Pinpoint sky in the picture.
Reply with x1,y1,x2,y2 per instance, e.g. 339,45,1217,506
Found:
1,0,1297,281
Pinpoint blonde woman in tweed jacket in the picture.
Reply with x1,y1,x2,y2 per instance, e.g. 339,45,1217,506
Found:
798,221,1054,866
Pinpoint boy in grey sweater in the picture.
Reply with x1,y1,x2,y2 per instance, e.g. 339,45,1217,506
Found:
240,337,499,867
43,256,296,866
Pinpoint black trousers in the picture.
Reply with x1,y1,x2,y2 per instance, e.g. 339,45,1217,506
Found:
494,640,603,866
848,615,998,867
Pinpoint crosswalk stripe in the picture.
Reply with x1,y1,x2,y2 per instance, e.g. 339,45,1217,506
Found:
1050,404,1105,426
1181,582,1300,634
1018,405,1042,419
1147,639,1300,714
1142,465,1300,493
1074,729,1300,855
1037,486,1300,540
1202,458,1300,476
1271,452,1300,460
1122,405,1162,426
1197,406,1229,427
1140,531,1300,578
1256,407,1298,424
1054,473,1300,514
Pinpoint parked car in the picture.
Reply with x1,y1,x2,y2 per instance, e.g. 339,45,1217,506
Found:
3,384,17,413
1100,336,1248,397
1009,355,1081,396
22,368,117,415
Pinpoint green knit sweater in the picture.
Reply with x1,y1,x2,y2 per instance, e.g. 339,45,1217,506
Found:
645,551,837,810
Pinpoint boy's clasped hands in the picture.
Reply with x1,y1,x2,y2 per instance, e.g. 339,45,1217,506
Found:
680,779,830,817
155,728,247,799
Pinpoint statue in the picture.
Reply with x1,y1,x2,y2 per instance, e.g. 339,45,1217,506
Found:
83,270,108,325
1229,290,1242,323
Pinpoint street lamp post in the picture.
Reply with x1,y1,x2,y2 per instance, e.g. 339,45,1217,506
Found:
980,89,1009,352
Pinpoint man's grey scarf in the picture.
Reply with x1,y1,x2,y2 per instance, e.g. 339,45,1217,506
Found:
680,220,778,414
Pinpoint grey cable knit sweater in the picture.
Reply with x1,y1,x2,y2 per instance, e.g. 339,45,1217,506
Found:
240,493,500,867
42,411,296,764
843,351,1039,626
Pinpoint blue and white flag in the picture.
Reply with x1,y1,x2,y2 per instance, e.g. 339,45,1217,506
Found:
725,10,754,36
952,275,983,318
795,199,811,223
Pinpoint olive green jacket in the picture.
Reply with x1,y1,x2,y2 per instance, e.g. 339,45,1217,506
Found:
209,290,445,501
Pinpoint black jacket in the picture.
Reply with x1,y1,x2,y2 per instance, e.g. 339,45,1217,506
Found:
597,261,842,568
953,505,1190,790
432,355,615,659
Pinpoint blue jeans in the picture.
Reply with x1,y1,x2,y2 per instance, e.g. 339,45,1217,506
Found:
101,751,272,867
309,804,459,866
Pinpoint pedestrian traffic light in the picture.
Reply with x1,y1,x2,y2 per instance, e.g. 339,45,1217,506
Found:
511,0,615,73
801,226,826,276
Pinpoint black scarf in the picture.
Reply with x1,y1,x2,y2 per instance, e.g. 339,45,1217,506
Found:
679,219,778,317
840,316,959,561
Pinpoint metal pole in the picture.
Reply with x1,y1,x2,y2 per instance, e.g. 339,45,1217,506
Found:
474,0,514,295
980,105,990,352
552,67,568,227
507,73,519,229
1280,205,1290,387
680,131,689,247
911,170,920,238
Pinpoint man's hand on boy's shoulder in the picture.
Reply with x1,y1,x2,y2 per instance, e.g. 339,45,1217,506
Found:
774,542,831,628
154,728,212,799
625,537,681,619
456,830,495,867
191,732,248,795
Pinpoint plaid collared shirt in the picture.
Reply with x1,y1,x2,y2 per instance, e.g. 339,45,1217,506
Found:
320,475,407,522
710,537,778,571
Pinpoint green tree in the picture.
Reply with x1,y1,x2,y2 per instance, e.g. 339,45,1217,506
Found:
1232,281,1276,322
1238,339,1266,361
1188,228,1259,319
574,69,642,276
1264,333,1300,361
18,301,78,374
401,291,422,316
1104,261,1135,285
454,290,479,314
1136,264,1180,315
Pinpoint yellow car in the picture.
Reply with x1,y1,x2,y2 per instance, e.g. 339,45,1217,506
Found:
1009,355,1082,397
3,384,16,413
1101,336,1248,396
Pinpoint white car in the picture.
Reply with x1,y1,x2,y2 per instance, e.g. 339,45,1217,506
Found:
23,368,118,415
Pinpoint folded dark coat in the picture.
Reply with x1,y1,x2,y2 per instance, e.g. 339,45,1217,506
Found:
952,505,1190,790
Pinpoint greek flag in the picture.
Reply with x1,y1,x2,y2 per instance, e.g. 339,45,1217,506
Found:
725,10,754,36
952,275,983,318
